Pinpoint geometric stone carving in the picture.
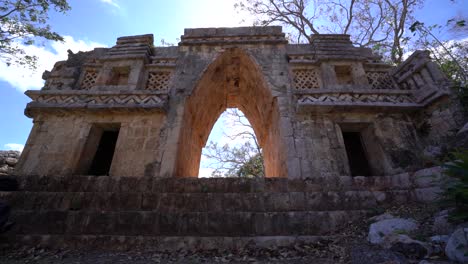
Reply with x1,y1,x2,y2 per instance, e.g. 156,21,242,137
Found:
298,92,415,104
34,93,165,107
80,70,98,90
293,69,320,89
146,71,171,91
366,71,397,90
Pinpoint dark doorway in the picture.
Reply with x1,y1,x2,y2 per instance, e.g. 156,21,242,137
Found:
87,130,119,175
342,132,371,176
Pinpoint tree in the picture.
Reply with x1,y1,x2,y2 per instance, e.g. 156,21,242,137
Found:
201,108,265,178
235,0,422,63
0,0,70,69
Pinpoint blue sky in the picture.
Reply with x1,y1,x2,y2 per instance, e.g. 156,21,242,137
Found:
0,0,466,176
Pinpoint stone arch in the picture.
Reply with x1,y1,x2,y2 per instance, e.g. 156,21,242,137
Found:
175,48,287,177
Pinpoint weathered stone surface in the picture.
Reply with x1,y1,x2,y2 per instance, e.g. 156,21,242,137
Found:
432,210,455,235
4,26,465,250
369,213,395,222
0,150,20,176
350,245,408,264
14,26,461,179
445,227,468,263
383,234,431,259
368,218,419,244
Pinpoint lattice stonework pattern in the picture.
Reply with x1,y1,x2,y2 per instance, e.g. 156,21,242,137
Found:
80,71,98,90
366,72,396,89
293,69,321,89
146,71,171,90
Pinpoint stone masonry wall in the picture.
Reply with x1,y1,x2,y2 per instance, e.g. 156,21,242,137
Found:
16,112,166,177
16,27,464,179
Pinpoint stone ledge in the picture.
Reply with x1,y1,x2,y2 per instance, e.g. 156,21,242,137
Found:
0,234,336,251
24,91,168,117
7,167,443,193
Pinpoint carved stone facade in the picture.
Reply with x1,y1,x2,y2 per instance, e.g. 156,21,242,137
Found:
3,27,465,249
17,27,461,179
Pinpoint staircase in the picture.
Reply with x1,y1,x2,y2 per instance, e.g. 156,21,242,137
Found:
0,168,441,250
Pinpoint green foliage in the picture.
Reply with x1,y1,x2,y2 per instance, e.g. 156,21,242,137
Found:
0,0,71,69
203,141,264,178
236,153,264,178
442,150,468,222
201,108,265,178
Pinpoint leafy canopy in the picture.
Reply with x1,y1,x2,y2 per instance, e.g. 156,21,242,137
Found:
0,0,70,68
235,0,423,64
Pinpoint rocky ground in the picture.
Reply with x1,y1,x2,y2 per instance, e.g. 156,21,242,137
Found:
0,151,20,176
0,203,465,263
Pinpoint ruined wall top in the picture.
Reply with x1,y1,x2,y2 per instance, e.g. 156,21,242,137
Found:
179,26,287,45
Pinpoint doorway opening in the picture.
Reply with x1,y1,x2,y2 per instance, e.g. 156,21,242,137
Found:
76,123,120,176
342,131,371,176
199,108,264,178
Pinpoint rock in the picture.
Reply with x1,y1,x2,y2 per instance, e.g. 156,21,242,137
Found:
430,235,449,244
432,210,455,235
350,244,408,264
418,261,430,264
4,157,18,166
454,122,468,149
370,213,395,222
429,235,449,255
458,122,468,134
368,218,419,244
0,151,20,176
413,166,442,188
423,146,442,160
445,227,468,263
0,166,8,174
383,234,431,259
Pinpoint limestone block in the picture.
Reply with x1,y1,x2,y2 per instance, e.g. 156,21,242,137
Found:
445,227,468,263
368,218,419,244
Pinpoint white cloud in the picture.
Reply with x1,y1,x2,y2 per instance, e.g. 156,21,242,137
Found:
4,143,24,152
99,0,120,9
0,36,105,92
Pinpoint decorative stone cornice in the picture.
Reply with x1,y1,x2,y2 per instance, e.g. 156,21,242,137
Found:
24,90,167,117
295,90,420,113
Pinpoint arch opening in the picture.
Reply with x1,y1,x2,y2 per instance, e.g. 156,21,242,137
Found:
199,108,264,178
175,48,286,178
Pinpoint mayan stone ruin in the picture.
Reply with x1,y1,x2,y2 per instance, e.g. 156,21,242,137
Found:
0,26,465,249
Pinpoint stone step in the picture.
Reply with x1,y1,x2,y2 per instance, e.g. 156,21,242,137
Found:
0,189,417,212
11,172,429,193
9,209,366,237
1,234,336,251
